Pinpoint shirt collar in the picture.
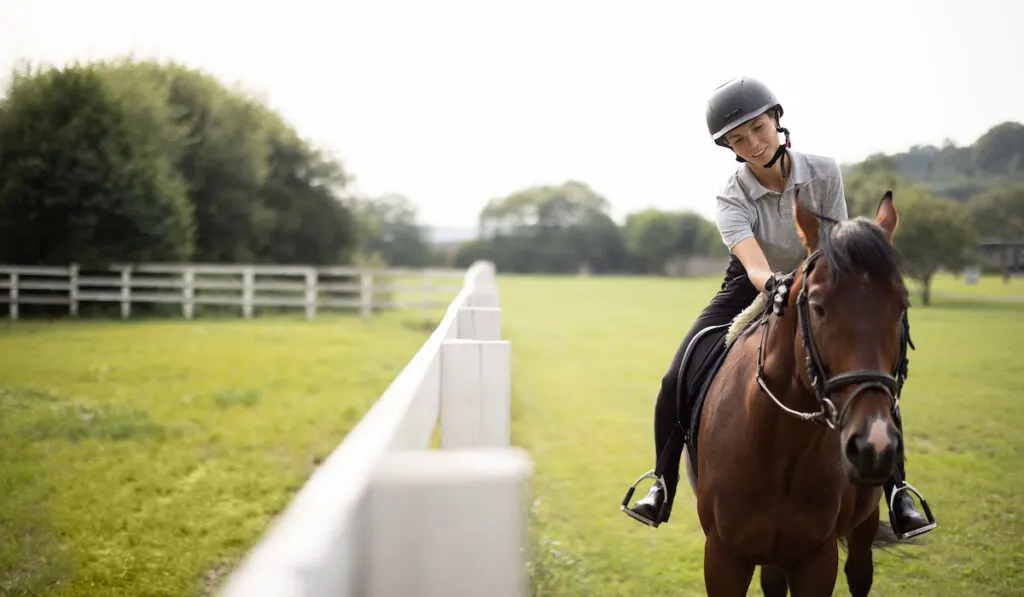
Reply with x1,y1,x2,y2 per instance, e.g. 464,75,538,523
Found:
737,150,809,200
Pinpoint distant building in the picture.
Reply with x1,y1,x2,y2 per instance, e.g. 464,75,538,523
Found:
978,236,1024,272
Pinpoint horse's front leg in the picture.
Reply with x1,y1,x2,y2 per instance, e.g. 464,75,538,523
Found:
786,538,839,597
844,506,880,597
704,530,755,597
759,565,788,597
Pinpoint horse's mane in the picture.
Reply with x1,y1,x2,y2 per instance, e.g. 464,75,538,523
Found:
817,214,903,284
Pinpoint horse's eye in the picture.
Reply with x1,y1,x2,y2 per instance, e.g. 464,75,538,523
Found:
811,304,826,318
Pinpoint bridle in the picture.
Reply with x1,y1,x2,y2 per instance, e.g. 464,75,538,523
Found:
754,248,913,430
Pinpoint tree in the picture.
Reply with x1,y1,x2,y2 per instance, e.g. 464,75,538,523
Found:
94,57,359,265
0,63,194,267
624,209,680,274
891,190,978,305
860,121,1024,203
95,59,276,263
471,180,628,274
973,121,1024,175
258,128,358,265
842,154,911,217
969,184,1024,241
351,194,432,267
623,209,724,274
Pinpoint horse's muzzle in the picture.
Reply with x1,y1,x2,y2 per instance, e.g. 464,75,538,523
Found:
842,419,901,485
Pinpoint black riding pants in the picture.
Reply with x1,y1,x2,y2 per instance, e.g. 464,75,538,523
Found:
652,255,758,521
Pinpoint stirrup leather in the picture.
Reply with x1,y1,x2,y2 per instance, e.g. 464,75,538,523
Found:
620,469,667,527
888,481,937,540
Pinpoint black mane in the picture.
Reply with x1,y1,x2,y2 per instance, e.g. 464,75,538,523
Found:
817,215,902,283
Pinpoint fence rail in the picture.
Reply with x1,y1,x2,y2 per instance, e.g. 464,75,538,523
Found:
216,260,532,597
0,263,466,320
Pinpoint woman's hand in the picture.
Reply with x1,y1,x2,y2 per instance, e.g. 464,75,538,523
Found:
764,271,795,316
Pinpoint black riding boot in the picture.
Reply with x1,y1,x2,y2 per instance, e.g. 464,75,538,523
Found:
883,464,937,539
621,422,678,528
622,479,668,527
883,403,937,539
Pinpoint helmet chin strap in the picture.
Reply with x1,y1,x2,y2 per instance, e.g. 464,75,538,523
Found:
763,126,791,177
734,125,792,178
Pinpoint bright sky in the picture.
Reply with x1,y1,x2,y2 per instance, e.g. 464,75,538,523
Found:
2,0,1022,228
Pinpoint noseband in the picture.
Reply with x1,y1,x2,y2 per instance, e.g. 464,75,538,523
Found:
754,248,913,430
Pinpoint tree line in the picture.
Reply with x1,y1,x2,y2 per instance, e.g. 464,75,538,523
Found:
450,180,728,276
0,58,432,270
840,122,1024,302
2,57,1021,305
0,57,730,277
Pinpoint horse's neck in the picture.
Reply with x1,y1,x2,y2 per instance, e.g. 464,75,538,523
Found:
751,313,825,440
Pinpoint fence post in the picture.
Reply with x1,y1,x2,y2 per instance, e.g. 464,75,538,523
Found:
183,268,195,320
467,266,499,309
68,264,79,317
456,307,501,341
368,449,532,597
360,272,373,321
440,339,512,449
305,268,318,321
243,268,255,319
120,268,131,319
9,272,17,320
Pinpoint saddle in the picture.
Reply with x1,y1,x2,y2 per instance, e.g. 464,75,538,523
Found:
680,293,770,480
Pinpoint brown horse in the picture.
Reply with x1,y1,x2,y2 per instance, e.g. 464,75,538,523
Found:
689,192,918,596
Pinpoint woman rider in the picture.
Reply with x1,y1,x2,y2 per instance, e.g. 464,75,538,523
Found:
621,76,937,540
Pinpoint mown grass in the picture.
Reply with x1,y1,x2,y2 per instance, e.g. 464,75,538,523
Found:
0,310,435,597
928,271,1024,297
501,273,1024,596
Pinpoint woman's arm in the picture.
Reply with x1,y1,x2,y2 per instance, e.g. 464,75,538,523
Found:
730,236,775,293
716,192,778,293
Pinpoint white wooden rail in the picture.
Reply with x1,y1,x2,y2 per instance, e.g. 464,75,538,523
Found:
0,263,465,320
217,260,533,597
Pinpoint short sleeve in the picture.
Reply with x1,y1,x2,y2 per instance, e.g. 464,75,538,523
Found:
715,192,754,250
824,159,849,221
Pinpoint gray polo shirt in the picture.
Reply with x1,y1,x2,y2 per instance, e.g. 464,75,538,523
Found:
715,150,848,274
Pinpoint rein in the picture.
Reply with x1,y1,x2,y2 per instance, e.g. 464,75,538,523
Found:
754,248,913,430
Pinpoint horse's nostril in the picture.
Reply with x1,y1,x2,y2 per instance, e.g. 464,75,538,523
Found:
845,435,862,463
846,434,880,469
845,431,899,481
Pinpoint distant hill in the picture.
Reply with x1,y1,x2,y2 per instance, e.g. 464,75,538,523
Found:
843,121,1024,201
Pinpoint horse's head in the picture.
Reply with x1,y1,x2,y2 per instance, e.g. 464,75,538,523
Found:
791,191,909,485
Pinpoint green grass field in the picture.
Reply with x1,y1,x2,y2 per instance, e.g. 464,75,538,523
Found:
0,311,434,597
501,274,1024,596
2,272,1021,596
928,271,1024,298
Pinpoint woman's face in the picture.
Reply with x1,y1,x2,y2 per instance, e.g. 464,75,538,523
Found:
724,112,780,166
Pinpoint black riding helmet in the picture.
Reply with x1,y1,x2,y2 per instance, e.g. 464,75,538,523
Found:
706,76,792,174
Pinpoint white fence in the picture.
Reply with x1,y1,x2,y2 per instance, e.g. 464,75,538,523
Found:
217,260,533,597
0,263,466,320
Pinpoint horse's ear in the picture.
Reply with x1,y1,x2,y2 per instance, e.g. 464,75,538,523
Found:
793,195,820,251
875,191,898,243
